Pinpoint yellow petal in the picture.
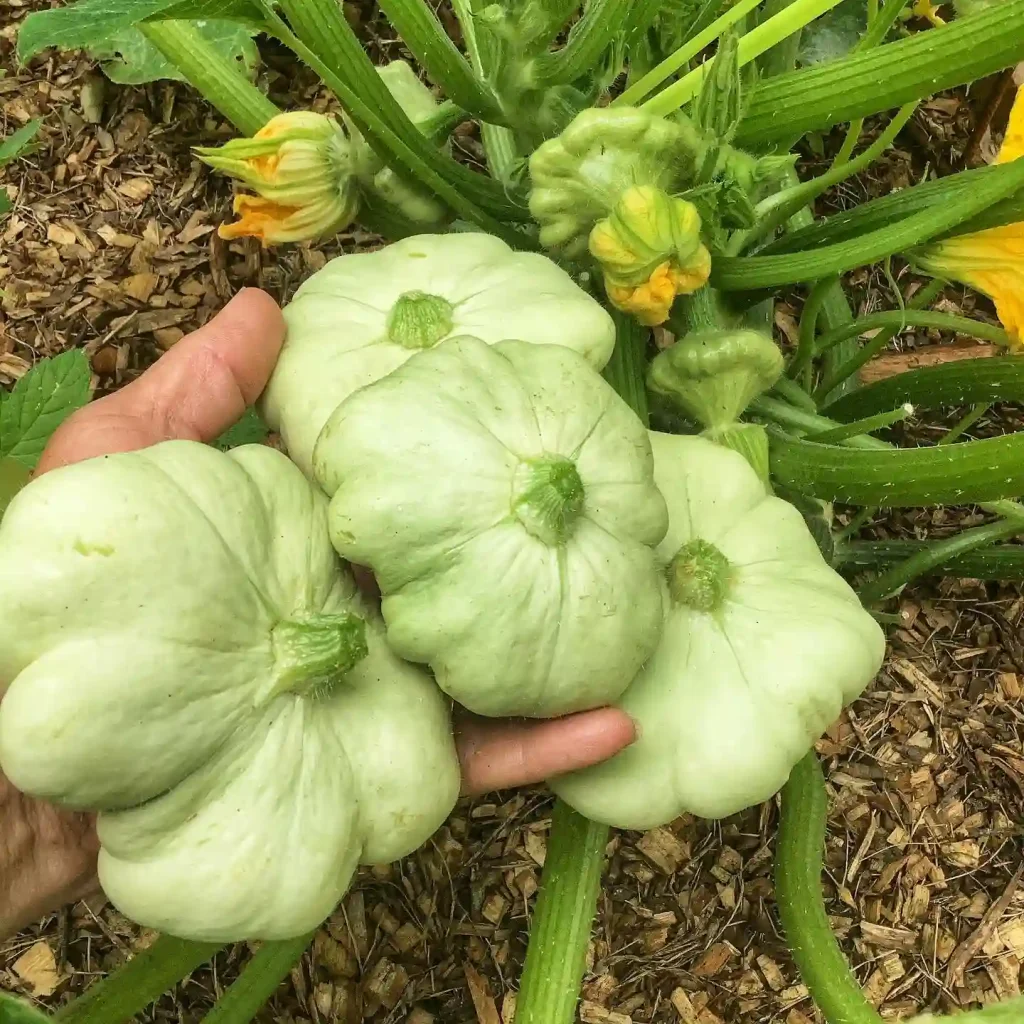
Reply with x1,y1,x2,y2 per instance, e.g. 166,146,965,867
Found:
920,223,1024,347
606,262,679,326
669,245,712,295
912,0,945,25
996,86,1024,165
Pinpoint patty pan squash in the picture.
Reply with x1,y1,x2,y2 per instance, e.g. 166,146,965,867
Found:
313,335,669,719
550,431,886,829
260,232,616,477
0,441,461,943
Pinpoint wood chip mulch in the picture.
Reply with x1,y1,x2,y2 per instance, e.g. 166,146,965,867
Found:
2,3,1023,1022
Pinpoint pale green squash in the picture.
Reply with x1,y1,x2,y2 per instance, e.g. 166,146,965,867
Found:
0,441,460,942
313,335,669,719
551,431,886,829
260,232,616,477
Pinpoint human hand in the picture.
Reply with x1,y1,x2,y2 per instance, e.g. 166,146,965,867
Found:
2,288,634,938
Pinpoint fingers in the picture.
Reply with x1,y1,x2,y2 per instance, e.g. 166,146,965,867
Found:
456,708,637,797
37,289,285,475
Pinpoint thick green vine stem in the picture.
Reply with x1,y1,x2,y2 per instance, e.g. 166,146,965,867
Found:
141,21,279,136
200,934,314,1024
777,756,1024,1024
516,309,652,1024
515,801,609,1023
54,936,222,1024
776,754,884,1024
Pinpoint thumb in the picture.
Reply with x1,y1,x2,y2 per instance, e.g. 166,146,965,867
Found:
37,289,285,474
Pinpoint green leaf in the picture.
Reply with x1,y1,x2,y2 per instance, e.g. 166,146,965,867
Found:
824,357,1024,419
212,407,268,451
88,21,258,84
769,430,1024,506
797,0,866,65
0,351,92,470
0,457,32,520
17,0,261,62
736,0,1024,146
0,120,42,167
712,157,1024,290
0,991,52,1024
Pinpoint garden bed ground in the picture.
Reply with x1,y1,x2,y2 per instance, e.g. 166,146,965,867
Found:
2,3,1024,1021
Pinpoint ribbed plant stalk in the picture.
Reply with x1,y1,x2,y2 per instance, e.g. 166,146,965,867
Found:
54,936,222,1024
141,21,279,135
736,0,1024,146
837,539,1024,579
776,755,885,1024
778,756,1024,1024
515,312,651,1024
200,934,314,1024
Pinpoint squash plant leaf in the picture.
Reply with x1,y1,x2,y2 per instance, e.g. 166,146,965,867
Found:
0,992,53,1024
0,120,43,168
17,0,265,63
0,350,92,470
88,21,260,85
213,407,269,451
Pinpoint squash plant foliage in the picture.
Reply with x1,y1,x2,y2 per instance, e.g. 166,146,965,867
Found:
8,0,1024,1022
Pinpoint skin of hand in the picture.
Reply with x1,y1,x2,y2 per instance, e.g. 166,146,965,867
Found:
0,288,636,940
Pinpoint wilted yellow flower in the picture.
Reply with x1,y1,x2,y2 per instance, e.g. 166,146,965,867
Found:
194,111,359,245
910,87,1024,348
590,185,712,326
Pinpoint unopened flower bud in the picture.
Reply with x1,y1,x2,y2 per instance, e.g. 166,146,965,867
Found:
195,111,359,245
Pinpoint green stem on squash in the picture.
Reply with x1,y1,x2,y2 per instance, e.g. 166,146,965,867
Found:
55,936,222,1024
532,0,636,86
516,310,651,1024
200,934,314,1024
140,21,279,135
802,404,911,443
514,801,609,1024
776,754,884,1024
837,538,1024,579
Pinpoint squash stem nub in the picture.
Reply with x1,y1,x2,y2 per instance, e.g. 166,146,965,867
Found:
266,612,368,702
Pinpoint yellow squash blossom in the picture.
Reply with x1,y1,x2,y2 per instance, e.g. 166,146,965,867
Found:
912,0,945,25
589,185,712,326
911,87,1024,348
194,111,360,245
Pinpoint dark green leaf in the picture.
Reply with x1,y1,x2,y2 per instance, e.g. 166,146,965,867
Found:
770,431,1024,506
0,992,52,1024
212,407,269,451
0,120,43,167
824,357,1024,419
0,350,92,469
736,0,1024,146
88,20,258,85
797,0,866,66
17,0,260,62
